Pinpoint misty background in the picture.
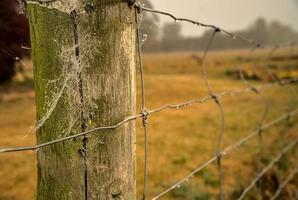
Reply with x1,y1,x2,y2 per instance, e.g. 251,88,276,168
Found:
151,0,298,36
141,0,298,52
1,0,298,83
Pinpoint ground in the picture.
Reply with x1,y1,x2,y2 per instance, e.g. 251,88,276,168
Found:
0,49,298,200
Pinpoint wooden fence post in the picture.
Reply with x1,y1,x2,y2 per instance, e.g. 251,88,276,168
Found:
27,1,136,199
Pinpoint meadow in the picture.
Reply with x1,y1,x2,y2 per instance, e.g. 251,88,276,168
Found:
0,49,298,200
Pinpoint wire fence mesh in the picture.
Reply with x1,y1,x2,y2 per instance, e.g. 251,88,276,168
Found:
0,1,298,199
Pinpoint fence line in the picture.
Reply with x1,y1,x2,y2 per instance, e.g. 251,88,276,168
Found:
136,3,258,47
271,167,298,200
238,139,298,200
151,110,298,200
252,42,298,199
0,0,297,199
196,29,226,200
239,45,272,199
136,2,296,200
134,2,298,199
0,78,297,154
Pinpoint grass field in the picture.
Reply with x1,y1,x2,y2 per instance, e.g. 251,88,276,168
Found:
0,49,298,200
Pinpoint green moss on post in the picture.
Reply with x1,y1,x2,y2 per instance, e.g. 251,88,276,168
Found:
27,0,136,199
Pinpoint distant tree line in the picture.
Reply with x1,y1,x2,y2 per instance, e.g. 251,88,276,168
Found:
0,0,297,83
143,17,298,52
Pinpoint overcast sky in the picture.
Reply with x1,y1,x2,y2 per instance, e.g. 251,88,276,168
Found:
149,0,298,36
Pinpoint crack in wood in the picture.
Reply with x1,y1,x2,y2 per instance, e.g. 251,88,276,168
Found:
70,9,89,200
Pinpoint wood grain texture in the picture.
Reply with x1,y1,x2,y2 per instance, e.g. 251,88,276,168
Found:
27,0,136,199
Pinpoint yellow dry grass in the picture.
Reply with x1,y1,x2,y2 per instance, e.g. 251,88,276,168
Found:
0,49,297,200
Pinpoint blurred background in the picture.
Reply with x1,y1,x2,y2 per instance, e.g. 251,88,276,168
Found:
1,0,298,82
0,0,298,200
140,0,298,52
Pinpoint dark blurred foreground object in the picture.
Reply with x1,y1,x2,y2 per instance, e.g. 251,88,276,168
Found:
0,0,30,83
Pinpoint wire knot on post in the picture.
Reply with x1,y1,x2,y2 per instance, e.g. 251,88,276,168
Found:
211,94,220,104
141,109,149,125
135,1,143,13
257,126,263,137
216,151,222,165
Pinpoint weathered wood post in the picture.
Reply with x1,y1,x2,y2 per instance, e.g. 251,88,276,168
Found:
27,0,136,199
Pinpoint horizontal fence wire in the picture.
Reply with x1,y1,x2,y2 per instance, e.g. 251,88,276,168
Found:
151,110,298,200
270,167,298,200
238,139,298,200
0,78,297,154
239,43,272,200
134,2,297,49
0,1,297,199
133,2,298,199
